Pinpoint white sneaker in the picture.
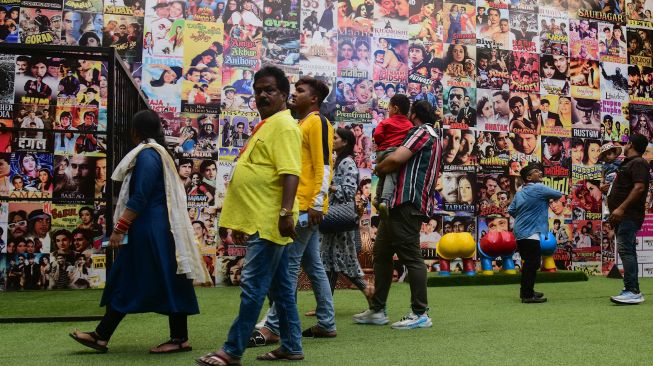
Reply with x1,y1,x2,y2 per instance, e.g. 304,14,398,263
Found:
255,315,268,330
391,312,433,329
353,309,389,325
610,290,645,305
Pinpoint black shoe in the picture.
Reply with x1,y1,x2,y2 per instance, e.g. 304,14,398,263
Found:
521,291,544,299
521,296,547,303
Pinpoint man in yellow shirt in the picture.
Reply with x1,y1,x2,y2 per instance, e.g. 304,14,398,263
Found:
253,77,336,346
197,66,304,365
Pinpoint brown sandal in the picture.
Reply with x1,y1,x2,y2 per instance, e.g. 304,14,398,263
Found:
149,338,192,354
195,351,241,366
256,347,305,361
69,330,108,353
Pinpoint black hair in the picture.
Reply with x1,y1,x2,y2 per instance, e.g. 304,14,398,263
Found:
335,127,356,167
78,206,94,218
629,133,648,155
410,100,435,125
296,77,330,107
79,32,101,47
131,110,170,155
254,66,290,98
389,94,410,115
520,162,543,182
200,159,216,172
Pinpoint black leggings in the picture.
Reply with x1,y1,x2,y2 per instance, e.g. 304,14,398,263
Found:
326,270,367,294
95,306,188,341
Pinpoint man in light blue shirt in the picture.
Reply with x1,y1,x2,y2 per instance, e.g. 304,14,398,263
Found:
508,163,562,303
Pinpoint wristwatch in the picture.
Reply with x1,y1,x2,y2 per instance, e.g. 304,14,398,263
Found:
279,208,292,217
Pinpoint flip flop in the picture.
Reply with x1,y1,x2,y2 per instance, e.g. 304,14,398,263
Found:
149,338,192,354
69,330,108,353
256,348,305,361
247,330,279,348
195,352,241,366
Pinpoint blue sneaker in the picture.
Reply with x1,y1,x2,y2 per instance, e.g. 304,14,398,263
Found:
610,291,645,305
391,312,432,329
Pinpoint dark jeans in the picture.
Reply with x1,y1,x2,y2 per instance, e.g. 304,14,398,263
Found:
371,203,428,315
615,219,643,293
95,306,188,341
517,239,541,298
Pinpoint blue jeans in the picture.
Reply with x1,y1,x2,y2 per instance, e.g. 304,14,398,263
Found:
615,219,643,293
222,234,302,358
265,224,336,334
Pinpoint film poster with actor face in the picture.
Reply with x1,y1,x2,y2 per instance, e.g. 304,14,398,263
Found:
52,154,96,201
569,19,599,60
476,1,510,50
598,22,627,64
14,56,59,105
569,58,600,100
0,2,20,44
338,0,373,36
338,34,371,79
141,59,183,113
628,65,653,105
538,7,569,57
442,2,476,46
627,27,653,68
261,11,301,67
571,97,601,139
372,37,408,83
9,151,53,199
629,104,653,143
477,166,512,217
539,95,572,137
509,51,540,93
103,13,143,62
601,99,628,142
299,0,337,69
19,0,63,45
476,48,510,91
510,10,538,53
173,112,220,160
408,0,443,44
182,21,223,114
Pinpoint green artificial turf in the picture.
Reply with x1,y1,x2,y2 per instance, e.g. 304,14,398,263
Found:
1,277,652,365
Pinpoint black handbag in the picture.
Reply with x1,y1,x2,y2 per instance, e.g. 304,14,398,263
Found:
319,200,358,233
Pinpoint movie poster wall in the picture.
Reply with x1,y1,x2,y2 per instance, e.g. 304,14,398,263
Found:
1,52,109,291
4,0,653,289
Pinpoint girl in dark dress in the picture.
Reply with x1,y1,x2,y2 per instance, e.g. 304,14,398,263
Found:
69,110,208,354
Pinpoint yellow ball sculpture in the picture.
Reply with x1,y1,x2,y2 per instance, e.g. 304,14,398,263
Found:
436,232,476,276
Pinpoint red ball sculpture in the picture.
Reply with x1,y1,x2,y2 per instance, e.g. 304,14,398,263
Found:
479,231,517,258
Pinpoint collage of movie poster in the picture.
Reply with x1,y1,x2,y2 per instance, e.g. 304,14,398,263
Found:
0,50,110,290
2,0,653,290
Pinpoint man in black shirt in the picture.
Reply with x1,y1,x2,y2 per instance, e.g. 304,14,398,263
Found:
605,133,650,305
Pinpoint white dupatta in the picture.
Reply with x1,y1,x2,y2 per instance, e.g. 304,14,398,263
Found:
112,139,212,284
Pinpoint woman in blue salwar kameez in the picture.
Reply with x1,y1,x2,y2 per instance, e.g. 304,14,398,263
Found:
70,110,209,354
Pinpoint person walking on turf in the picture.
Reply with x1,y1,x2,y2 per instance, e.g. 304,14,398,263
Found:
353,100,441,329
69,110,211,353
196,66,305,365
251,76,336,346
605,134,650,305
508,162,562,303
